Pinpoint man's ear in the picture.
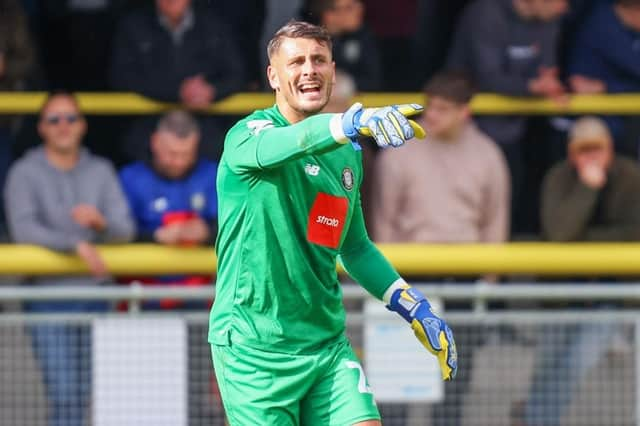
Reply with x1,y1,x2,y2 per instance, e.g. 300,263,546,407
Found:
267,65,279,91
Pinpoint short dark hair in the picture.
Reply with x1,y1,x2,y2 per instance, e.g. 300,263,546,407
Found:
39,91,81,117
424,72,475,105
267,20,332,59
156,109,200,138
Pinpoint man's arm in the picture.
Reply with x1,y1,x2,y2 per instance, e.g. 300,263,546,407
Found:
4,166,81,251
479,150,510,243
541,165,598,241
96,162,136,243
224,113,349,174
226,103,424,174
340,192,401,299
340,195,457,380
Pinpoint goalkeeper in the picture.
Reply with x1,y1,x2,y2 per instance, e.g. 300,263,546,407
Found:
209,20,457,426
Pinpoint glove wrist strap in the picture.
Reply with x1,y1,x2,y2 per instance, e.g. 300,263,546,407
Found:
387,285,431,324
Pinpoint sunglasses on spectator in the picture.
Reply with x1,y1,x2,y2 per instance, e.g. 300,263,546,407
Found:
43,113,81,125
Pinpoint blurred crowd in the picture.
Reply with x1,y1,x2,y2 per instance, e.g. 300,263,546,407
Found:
3,1,640,425
1,0,639,246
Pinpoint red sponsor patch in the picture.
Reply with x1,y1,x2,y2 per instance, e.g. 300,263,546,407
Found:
307,192,349,249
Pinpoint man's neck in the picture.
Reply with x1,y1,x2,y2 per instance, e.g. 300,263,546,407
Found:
276,99,308,124
45,146,80,171
433,122,468,143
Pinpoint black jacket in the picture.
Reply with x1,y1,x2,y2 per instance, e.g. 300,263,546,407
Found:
110,7,246,101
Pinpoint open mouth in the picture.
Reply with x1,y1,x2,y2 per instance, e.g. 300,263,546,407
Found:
298,82,322,97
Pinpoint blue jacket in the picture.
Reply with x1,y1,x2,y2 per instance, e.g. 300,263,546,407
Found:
119,159,218,240
568,2,640,93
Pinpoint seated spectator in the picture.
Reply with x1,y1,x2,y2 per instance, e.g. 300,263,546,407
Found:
518,117,640,426
306,0,382,90
446,0,568,235
371,72,510,426
119,109,217,309
110,0,246,162
3,91,134,426
567,0,640,152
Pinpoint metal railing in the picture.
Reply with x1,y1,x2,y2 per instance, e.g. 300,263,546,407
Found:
3,92,640,115
0,282,638,426
3,242,640,276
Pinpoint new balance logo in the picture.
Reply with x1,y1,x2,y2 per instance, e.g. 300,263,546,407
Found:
316,215,340,227
304,164,320,176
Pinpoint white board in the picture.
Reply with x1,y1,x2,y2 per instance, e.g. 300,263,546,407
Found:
93,317,187,426
364,297,444,402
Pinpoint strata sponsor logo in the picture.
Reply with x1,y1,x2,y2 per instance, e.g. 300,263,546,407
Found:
246,119,274,135
316,215,340,227
305,163,320,176
307,192,348,249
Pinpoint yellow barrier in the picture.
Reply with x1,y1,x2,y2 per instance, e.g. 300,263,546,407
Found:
2,243,640,277
2,92,640,115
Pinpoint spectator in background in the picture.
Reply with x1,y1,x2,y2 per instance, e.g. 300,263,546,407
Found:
305,0,382,90
362,0,418,90
373,72,510,245
412,0,472,87
0,0,37,230
4,92,134,426
110,0,246,162
446,0,568,235
372,72,510,426
567,0,640,154
119,109,217,309
517,117,640,426
119,108,219,423
209,0,266,90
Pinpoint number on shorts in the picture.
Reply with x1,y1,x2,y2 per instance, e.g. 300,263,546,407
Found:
345,361,372,394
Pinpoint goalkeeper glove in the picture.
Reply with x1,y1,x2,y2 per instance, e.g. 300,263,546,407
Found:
341,102,426,148
387,283,458,381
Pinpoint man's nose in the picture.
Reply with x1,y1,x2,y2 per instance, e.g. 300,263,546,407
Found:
301,59,317,76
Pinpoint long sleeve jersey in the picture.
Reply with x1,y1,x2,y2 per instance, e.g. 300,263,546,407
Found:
208,106,400,353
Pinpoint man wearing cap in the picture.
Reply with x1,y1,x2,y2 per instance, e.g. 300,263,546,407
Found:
516,116,640,426
541,116,640,242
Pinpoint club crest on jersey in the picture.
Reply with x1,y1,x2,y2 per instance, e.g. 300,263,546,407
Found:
341,167,354,191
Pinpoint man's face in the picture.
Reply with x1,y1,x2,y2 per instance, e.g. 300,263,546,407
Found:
424,96,469,139
151,131,199,179
156,0,191,22
268,37,336,121
324,0,364,34
570,144,612,172
38,96,86,154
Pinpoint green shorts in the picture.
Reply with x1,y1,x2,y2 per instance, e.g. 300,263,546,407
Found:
211,337,380,426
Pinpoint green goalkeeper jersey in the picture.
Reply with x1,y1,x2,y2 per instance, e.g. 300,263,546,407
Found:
208,105,400,353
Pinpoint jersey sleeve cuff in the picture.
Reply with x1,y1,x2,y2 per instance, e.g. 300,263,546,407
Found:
383,278,410,304
329,114,349,144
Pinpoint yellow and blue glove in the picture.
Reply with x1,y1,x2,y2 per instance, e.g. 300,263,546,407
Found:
387,284,458,381
341,102,426,148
